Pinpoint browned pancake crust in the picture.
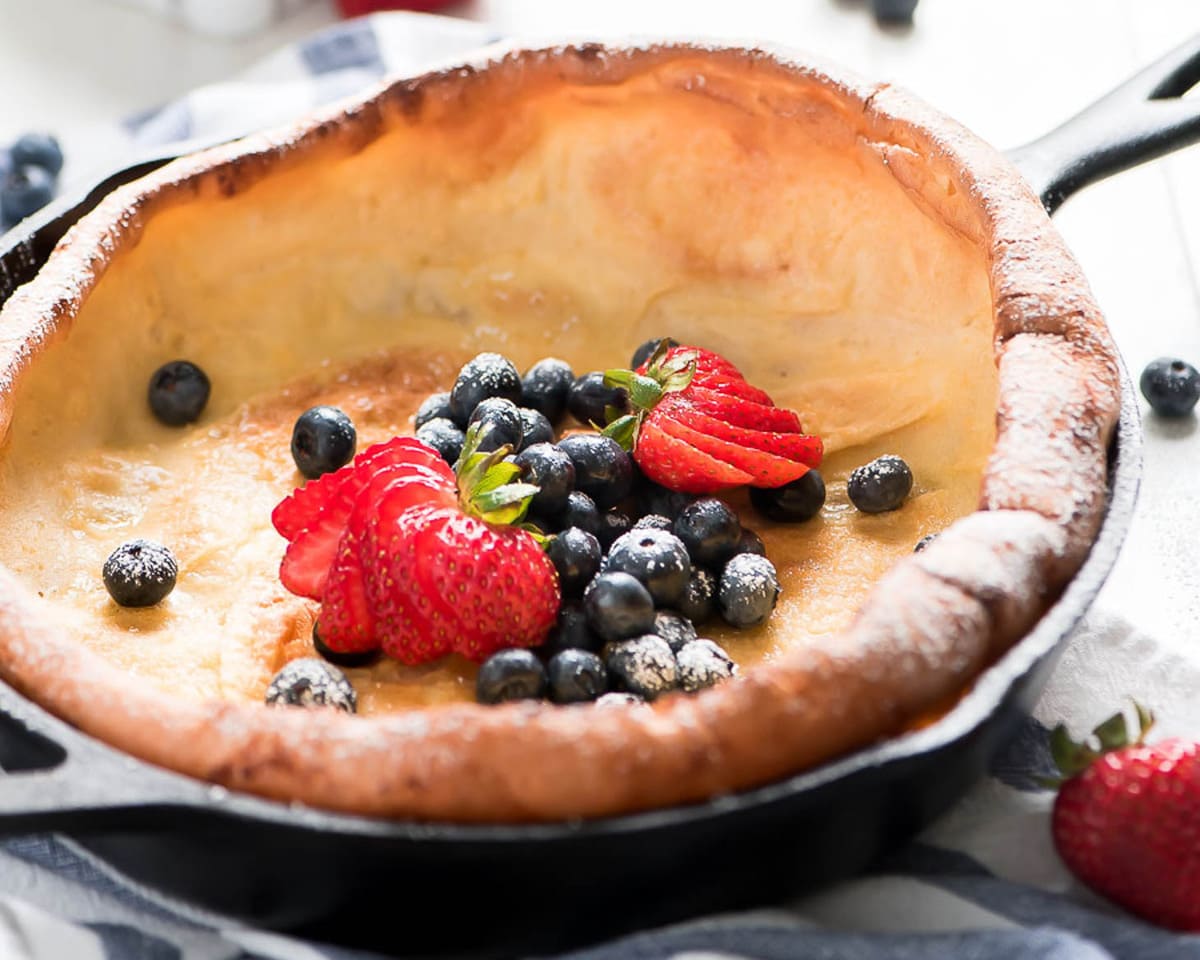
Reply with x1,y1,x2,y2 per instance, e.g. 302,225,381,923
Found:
0,44,1119,822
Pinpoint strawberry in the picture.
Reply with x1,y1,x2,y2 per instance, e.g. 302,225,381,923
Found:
602,343,822,495
274,439,455,599
1050,704,1200,931
272,425,559,663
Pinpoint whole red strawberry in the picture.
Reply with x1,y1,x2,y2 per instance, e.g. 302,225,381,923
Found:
271,428,559,664
1050,704,1200,931
602,343,822,494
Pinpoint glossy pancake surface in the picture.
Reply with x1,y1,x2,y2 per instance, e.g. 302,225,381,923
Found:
0,44,1118,821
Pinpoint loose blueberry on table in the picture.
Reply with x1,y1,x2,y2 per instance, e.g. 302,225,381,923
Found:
1140,357,1200,418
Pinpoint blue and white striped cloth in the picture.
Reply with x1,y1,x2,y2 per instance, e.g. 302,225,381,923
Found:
4,13,1200,959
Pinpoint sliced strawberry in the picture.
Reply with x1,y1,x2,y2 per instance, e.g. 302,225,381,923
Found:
415,509,559,662
639,346,744,383
279,466,454,600
689,374,774,406
683,386,804,433
636,419,755,493
654,413,810,488
272,437,451,541
661,399,823,467
316,525,377,654
366,506,457,665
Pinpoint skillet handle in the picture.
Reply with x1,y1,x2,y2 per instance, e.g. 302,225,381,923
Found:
1007,33,1200,214
0,678,215,833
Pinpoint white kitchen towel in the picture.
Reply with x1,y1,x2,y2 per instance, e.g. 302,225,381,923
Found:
0,13,1197,960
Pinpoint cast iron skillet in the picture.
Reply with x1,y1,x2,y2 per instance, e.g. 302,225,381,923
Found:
0,35,1197,960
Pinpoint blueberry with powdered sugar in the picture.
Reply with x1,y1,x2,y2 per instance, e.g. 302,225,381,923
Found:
521,357,575,423
103,539,178,607
414,391,454,430
653,610,697,653
602,529,691,607
605,634,678,700
449,352,523,426
676,639,737,693
633,514,673,533
848,455,912,514
674,497,741,567
718,553,780,628
265,658,357,713
678,566,717,624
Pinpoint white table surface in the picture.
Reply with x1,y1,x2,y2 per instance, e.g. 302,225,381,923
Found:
1,0,1199,661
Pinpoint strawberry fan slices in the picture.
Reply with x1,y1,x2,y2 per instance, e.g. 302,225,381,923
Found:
272,433,559,663
605,344,822,494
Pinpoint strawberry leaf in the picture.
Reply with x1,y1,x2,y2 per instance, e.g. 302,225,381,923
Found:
603,414,640,451
1050,723,1100,779
603,369,637,391
1093,711,1130,752
475,482,540,514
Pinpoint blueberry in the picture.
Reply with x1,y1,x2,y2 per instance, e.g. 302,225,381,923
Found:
676,639,736,693
542,605,604,656
557,434,634,509
102,539,178,607
633,514,673,532
567,371,629,427
847,456,913,514
449,352,522,426
514,442,575,514
639,483,695,520
603,529,691,607
521,358,575,423
914,534,937,553
415,391,453,429
1139,357,1200,417
547,527,602,599
147,359,211,427
751,469,826,523
0,164,54,223
678,566,717,624
416,417,466,465
596,509,633,551
653,610,697,653
266,658,356,713
476,648,547,704
11,133,63,177
312,622,380,668
871,0,919,25
630,337,679,368
533,489,600,537
674,498,741,567
291,405,357,479
718,554,781,628
605,635,678,700
584,571,656,642
468,397,523,452
733,528,766,558
547,649,608,704
517,407,554,450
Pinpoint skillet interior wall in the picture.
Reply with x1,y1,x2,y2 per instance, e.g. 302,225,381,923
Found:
3,56,997,493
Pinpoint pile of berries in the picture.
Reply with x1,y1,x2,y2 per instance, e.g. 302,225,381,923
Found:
1,133,63,230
